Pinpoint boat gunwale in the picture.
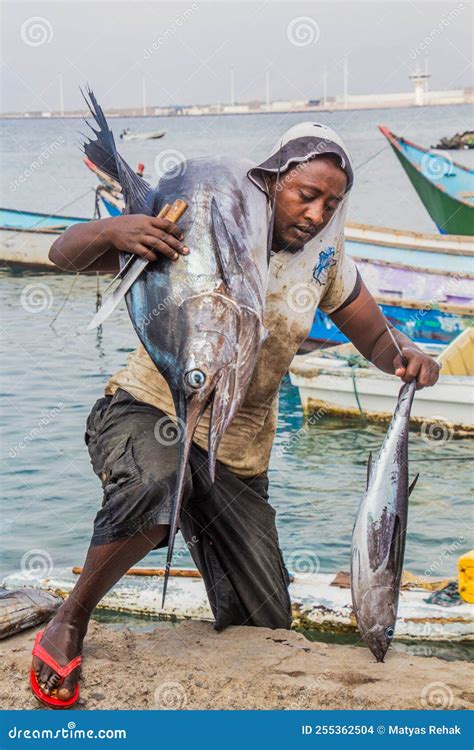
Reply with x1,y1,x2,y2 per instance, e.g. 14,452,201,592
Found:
352,254,474,280
0,206,89,224
375,293,473,316
345,222,474,256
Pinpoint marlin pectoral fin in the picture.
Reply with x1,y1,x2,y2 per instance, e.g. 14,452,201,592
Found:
81,86,154,215
208,368,236,482
210,197,244,287
408,473,420,496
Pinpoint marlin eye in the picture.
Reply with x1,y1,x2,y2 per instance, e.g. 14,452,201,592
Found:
385,627,394,639
185,369,206,389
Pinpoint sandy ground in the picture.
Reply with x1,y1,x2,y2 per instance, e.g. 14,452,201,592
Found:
0,619,471,711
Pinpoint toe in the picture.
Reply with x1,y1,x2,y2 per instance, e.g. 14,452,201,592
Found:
57,667,80,701
45,673,61,694
39,664,54,689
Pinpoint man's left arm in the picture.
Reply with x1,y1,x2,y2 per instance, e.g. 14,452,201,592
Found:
329,278,441,390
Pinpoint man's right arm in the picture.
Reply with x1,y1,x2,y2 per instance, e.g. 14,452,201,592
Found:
49,214,189,272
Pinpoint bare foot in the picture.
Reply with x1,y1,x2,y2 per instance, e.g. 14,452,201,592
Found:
32,612,88,700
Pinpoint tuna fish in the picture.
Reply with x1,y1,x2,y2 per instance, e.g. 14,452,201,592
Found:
0,588,62,640
82,89,269,603
350,380,419,662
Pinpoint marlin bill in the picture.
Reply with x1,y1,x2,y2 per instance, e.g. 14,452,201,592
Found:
81,87,269,604
351,380,419,662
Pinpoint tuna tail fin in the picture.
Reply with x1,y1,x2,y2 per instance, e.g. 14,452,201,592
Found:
80,86,154,215
408,473,419,496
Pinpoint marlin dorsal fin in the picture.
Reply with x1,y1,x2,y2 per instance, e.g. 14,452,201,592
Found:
81,86,155,215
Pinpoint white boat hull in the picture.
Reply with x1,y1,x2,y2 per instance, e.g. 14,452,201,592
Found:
289,354,474,431
0,227,55,269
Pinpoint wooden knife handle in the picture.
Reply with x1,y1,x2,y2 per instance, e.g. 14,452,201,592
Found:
164,199,188,222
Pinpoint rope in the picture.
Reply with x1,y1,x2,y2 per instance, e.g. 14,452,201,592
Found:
49,272,80,327
2,187,95,242
95,272,102,312
93,187,102,219
350,366,366,423
354,143,390,172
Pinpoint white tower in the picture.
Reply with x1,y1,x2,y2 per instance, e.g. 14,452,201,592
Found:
409,61,430,106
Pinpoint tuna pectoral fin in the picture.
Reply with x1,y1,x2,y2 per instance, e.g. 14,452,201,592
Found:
408,473,419,496
388,514,403,575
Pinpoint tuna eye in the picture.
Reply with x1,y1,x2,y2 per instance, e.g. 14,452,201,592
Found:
385,627,394,639
185,369,206,389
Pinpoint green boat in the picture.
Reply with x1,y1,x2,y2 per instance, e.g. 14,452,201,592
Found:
379,125,474,236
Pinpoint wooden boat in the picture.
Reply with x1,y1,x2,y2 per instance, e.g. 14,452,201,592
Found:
96,186,122,217
345,221,473,262
379,125,474,236
311,296,473,346
83,156,121,192
0,208,88,270
119,129,166,141
289,329,474,433
2,570,472,642
353,256,473,306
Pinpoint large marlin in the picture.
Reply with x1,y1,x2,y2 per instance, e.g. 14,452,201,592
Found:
350,380,419,662
82,89,269,603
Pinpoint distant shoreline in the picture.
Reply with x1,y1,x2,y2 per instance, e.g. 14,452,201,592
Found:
1,100,472,121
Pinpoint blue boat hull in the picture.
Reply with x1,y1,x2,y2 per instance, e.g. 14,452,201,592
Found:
311,304,470,346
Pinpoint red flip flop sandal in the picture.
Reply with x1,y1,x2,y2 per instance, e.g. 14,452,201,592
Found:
30,629,82,709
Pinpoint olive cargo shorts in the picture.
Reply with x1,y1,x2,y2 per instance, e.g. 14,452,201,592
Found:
84,387,292,631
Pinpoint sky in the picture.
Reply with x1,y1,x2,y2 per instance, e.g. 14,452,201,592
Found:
1,0,473,114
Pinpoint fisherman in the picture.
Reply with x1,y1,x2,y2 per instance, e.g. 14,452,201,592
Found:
32,123,440,707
